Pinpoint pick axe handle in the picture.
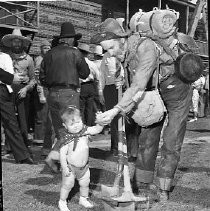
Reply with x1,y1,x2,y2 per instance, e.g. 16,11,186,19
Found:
117,86,132,192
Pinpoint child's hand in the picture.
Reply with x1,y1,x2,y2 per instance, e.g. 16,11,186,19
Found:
62,167,71,177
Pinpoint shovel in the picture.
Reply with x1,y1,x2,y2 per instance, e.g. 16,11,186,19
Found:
101,85,149,210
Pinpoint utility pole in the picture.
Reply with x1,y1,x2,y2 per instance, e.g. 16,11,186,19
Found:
126,0,129,31
188,0,206,37
202,6,208,41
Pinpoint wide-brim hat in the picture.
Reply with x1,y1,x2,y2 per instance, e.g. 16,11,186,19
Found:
78,43,92,53
90,18,131,44
2,28,31,48
93,45,104,56
175,53,204,83
56,22,82,40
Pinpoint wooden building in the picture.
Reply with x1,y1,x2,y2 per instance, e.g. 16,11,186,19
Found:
0,0,208,58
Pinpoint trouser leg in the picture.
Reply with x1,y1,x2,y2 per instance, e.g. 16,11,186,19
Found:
80,94,87,125
0,87,30,162
126,116,141,158
199,93,205,117
86,83,99,126
104,85,119,151
43,110,54,150
135,121,163,185
157,76,193,191
110,115,119,151
16,99,29,146
34,89,47,140
46,89,80,166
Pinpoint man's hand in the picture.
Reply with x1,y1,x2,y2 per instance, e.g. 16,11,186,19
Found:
115,76,124,89
13,73,25,84
99,93,105,105
95,108,119,125
18,87,27,99
62,167,71,177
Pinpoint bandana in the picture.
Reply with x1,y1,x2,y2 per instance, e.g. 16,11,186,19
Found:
59,125,88,151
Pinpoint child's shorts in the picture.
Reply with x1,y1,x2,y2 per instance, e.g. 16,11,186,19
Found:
68,163,89,180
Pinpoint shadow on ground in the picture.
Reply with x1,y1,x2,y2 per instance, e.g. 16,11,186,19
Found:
24,167,116,208
170,186,210,208
89,148,118,162
24,189,60,207
188,129,210,133
178,166,210,174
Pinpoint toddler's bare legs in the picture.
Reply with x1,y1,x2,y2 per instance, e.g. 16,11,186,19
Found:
59,172,75,211
78,169,94,208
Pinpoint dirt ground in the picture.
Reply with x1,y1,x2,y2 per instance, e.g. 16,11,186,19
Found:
2,116,210,211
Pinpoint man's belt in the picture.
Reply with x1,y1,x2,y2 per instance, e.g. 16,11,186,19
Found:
48,84,78,90
81,81,94,85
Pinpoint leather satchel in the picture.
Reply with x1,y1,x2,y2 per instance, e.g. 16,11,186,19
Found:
131,59,166,127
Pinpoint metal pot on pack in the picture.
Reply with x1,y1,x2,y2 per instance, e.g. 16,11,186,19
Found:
174,53,204,84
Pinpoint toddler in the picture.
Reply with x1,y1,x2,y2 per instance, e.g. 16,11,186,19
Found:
58,106,103,211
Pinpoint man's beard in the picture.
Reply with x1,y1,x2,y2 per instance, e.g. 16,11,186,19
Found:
116,48,126,62
11,47,24,54
116,41,126,62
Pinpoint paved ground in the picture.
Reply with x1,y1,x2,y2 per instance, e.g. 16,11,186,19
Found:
2,116,210,211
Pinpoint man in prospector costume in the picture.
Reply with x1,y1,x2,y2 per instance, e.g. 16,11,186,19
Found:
92,8,204,201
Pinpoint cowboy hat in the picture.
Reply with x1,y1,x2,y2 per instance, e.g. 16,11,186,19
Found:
78,43,92,53
93,45,104,56
55,22,82,40
175,53,204,83
90,18,131,44
2,28,31,47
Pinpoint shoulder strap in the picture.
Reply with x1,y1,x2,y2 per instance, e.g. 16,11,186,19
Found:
136,36,160,90
155,54,160,90
146,34,177,61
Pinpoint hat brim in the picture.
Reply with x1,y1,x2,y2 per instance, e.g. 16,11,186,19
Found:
56,33,82,40
78,47,92,54
90,31,130,44
2,34,31,47
94,53,104,56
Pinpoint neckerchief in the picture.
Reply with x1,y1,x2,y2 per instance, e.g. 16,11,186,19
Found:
59,125,88,151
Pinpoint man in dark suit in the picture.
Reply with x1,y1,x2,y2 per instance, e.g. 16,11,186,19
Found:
0,49,34,164
40,22,90,171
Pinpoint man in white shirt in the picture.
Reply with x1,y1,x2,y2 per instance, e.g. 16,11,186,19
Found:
0,51,34,164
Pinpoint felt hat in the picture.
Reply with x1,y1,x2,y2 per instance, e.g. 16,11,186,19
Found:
175,53,204,83
2,28,31,47
78,43,92,53
56,22,82,40
90,18,130,44
93,45,104,56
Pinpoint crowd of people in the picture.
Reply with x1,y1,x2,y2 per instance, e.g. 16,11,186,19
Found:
0,6,208,211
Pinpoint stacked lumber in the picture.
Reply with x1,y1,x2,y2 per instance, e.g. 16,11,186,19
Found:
28,0,102,55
